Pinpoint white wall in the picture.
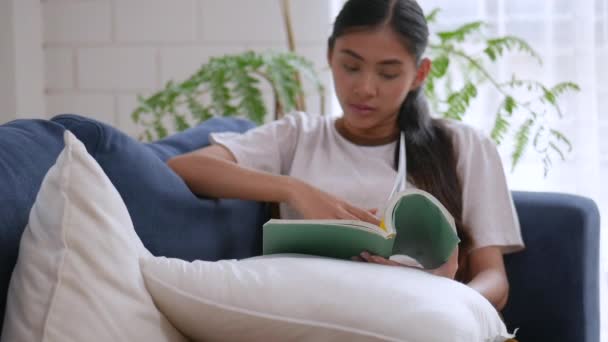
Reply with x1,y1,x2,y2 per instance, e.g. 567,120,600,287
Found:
42,0,335,137
0,0,46,123
0,0,17,123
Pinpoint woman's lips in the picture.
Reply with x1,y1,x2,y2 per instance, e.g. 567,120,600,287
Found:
349,104,376,115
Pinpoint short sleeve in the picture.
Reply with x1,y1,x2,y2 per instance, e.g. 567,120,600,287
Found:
209,112,301,175
451,122,525,254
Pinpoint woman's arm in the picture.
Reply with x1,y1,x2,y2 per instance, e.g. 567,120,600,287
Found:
168,145,293,202
466,246,509,310
167,145,380,224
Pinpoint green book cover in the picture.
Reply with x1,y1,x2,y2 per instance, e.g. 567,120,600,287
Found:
262,189,460,269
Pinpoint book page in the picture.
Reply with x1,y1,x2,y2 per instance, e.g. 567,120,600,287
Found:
264,219,391,238
382,188,456,233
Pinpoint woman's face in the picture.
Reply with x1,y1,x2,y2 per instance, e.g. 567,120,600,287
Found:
329,27,429,134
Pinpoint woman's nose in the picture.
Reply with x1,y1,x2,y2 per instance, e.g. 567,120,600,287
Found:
354,74,377,98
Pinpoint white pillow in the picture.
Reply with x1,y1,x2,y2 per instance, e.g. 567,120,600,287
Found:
141,254,515,342
1,131,187,342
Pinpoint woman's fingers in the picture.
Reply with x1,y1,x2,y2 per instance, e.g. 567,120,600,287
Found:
336,208,360,221
358,251,415,267
370,255,403,266
359,251,373,262
346,205,381,226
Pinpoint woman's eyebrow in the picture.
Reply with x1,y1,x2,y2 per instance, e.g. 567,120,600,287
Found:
340,49,403,65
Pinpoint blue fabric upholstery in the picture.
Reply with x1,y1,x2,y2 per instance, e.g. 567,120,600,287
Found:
51,114,268,262
0,119,67,331
144,118,246,162
0,115,601,341
503,192,600,342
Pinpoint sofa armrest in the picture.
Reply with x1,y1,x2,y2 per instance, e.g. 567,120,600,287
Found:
503,191,600,342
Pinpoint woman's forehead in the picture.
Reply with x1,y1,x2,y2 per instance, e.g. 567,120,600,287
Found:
333,27,415,64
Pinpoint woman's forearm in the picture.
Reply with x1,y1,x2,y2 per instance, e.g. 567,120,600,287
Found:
168,153,295,203
467,269,509,310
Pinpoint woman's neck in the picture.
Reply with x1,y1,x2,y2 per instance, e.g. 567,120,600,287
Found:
335,117,399,146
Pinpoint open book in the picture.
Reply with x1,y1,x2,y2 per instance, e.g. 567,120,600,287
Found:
262,189,460,269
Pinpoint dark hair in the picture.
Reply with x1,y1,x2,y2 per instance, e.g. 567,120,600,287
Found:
329,0,471,281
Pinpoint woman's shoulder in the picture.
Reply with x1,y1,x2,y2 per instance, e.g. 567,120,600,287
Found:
439,118,495,149
439,119,506,175
277,111,329,128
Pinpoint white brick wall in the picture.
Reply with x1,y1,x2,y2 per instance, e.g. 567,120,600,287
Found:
78,47,158,90
46,93,115,123
43,1,112,44
45,48,74,89
115,0,197,42
159,46,246,85
0,0,46,121
199,0,286,44
116,94,148,138
42,0,334,138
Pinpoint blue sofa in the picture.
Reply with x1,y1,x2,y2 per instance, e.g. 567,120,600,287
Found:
0,114,600,341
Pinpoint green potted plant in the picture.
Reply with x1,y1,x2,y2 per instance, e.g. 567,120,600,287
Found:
423,9,579,174
132,5,579,175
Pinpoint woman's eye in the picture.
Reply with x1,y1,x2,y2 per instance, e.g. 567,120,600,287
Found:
343,64,359,73
380,73,399,80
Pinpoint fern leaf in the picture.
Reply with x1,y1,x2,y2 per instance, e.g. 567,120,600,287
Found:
153,120,168,140
504,96,517,115
484,36,542,64
144,130,153,142
284,53,324,93
549,141,566,161
437,21,485,43
490,114,510,144
430,55,450,79
233,67,266,124
425,8,441,23
208,59,237,116
173,114,190,132
550,82,581,96
511,119,534,170
443,82,477,120
543,90,557,106
186,96,213,123
131,108,143,124
425,76,435,94
264,52,302,113
484,46,497,61
550,129,573,152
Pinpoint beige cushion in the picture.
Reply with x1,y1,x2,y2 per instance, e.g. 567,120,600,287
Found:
141,254,515,342
1,131,187,342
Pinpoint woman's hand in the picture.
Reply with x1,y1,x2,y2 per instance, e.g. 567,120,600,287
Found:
353,249,459,280
285,178,380,225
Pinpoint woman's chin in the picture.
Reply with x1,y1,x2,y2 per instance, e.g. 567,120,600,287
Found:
342,114,379,130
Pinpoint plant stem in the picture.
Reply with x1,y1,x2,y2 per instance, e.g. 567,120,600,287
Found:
253,70,283,120
280,0,306,113
320,92,326,115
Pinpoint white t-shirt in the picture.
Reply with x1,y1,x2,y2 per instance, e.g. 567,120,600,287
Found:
210,112,524,254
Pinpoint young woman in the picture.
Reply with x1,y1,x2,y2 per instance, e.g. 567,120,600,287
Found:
168,0,524,311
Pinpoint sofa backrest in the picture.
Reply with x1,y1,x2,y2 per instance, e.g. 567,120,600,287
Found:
504,192,600,342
